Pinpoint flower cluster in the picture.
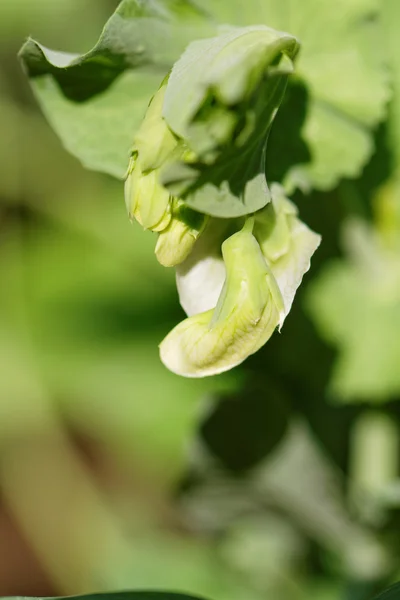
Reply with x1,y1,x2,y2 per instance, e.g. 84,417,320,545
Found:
124,27,320,377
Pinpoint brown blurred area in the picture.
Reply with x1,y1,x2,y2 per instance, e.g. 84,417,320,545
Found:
0,506,53,596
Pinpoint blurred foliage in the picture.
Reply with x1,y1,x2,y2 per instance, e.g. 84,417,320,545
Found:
307,0,400,404
1,2,400,600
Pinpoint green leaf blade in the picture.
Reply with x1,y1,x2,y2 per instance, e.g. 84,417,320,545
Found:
374,583,400,600
18,0,215,178
31,70,161,179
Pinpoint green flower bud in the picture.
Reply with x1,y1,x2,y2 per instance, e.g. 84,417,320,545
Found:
159,218,284,377
125,152,172,232
124,81,179,232
134,79,179,172
155,199,208,267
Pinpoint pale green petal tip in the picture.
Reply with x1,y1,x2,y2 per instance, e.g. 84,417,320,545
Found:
255,183,321,328
124,81,178,233
133,81,178,172
155,200,208,267
124,155,172,231
159,223,283,377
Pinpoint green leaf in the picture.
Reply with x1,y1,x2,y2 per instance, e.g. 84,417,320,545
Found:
20,0,211,101
200,0,390,192
19,0,214,178
306,218,400,402
306,2,400,405
161,26,299,217
29,71,163,178
19,0,389,190
374,583,400,600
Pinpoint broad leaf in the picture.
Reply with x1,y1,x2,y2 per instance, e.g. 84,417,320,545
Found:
19,0,214,178
19,0,389,190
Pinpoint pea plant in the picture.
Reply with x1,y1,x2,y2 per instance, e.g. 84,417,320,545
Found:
10,0,400,598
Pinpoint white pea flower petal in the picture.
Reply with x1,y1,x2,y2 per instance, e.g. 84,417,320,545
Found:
176,219,229,316
176,254,226,317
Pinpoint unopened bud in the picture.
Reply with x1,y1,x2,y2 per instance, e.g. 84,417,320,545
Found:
124,81,179,232
155,200,208,267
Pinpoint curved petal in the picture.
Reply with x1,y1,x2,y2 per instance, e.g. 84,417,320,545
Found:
175,219,229,316
272,216,321,324
160,223,284,377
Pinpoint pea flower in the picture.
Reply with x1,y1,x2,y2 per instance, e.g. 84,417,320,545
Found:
163,185,321,377
123,26,319,378
159,218,285,377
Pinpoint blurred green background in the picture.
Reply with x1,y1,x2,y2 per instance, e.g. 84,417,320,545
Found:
1,2,400,600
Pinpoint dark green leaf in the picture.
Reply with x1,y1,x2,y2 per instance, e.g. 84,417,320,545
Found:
199,378,290,472
374,583,400,600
